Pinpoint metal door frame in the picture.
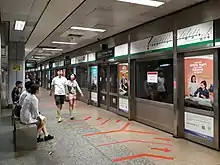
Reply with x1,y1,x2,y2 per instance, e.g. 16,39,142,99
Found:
178,48,219,150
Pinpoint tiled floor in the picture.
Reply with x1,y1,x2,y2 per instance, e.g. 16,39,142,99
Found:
0,90,220,165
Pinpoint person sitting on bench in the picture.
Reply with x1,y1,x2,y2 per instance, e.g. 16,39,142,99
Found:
19,81,33,106
20,84,54,143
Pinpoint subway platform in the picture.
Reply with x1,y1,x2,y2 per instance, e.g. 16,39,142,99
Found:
0,90,220,165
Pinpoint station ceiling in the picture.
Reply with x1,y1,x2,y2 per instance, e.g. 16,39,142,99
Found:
0,0,206,62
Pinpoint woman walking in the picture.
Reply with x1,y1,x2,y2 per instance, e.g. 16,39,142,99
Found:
67,74,84,120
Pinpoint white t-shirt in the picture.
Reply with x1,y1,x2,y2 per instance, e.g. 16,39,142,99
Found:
51,76,68,95
19,90,29,106
20,94,39,124
189,82,198,96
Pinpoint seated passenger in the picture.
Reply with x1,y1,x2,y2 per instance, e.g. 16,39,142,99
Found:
20,84,54,142
19,81,33,106
11,81,23,104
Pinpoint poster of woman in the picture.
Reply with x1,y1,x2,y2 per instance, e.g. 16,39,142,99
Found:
184,55,214,110
119,64,128,96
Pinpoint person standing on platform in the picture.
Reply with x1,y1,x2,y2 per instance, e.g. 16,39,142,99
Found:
67,74,84,120
49,70,68,123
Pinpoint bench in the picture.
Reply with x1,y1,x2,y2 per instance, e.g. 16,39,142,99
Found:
13,120,37,152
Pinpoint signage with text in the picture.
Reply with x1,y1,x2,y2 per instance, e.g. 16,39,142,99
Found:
96,48,114,60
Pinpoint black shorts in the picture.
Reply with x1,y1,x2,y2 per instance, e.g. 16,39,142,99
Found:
54,95,65,105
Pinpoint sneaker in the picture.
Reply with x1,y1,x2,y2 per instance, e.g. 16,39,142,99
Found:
37,136,44,143
44,135,54,141
56,111,59,118
70,116,75,120
58,117,63,123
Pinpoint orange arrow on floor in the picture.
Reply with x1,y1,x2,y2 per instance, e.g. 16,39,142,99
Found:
151,147,171,152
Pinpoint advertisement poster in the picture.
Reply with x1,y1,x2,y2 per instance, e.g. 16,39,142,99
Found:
184,55,213,110
119,63,128,96
119,98,129,113
184,112,214,140
91,66,98,91
91,92,98,103
147,72,158,83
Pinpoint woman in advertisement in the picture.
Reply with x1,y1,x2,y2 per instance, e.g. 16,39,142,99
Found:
67,74,84,120
188,75,198,97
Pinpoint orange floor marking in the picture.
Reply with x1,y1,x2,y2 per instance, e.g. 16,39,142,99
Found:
83,122,158,137
124,130,156,135
97,140,172,147
96,117,102,120
151,147,171,152
112,153,174,162
154,137,172,142
116,120,121,123
100,119,110,125
84,130,120,136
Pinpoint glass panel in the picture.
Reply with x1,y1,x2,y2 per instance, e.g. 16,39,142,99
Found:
119,63,129,96
99,66,107,91
110,65,117,93
110,95,117,109
136,58,173,104
184,54,214,111
76,66,88,88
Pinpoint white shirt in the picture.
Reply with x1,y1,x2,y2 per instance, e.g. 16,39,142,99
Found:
19,90,29,106
189,82,198,96
20,94,39,124
67,80,82,95
51,76,68,95
157,77,165,92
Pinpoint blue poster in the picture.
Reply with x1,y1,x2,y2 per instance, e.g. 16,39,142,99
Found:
91,66,98,91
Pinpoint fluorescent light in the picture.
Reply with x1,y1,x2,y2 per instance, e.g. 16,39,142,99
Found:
14,20,26,31
117,0,164,7
71,26,106,32
42,48,63,51
160,64,170,67
52,41,77,45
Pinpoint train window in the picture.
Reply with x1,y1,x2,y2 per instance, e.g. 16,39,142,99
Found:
136,58,173,104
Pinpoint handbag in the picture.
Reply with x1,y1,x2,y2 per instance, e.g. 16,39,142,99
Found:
65,95,69,102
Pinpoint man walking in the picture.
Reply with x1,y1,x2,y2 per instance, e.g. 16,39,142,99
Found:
50,70,68,123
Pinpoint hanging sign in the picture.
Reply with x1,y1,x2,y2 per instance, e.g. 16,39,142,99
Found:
13,64,21,71
147,72,158,83
71,57,76,65
76,55,87,64
131,38,151,54
177,21,213,47
96,48,114,60
88,53,96,62
149,32,173,51
115,44,128,57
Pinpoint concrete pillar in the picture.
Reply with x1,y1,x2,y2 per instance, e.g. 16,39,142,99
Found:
8,42,25,105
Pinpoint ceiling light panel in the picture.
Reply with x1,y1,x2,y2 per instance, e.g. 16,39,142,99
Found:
52,41,77,45
117,0,164,7
71,26,106,32
14,21,26,31
42,48,63,51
